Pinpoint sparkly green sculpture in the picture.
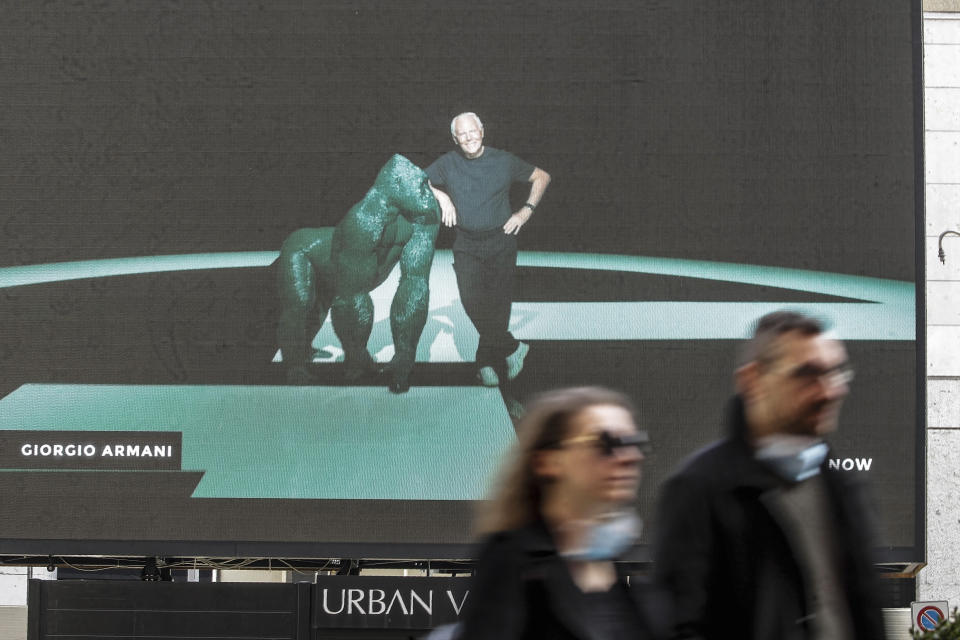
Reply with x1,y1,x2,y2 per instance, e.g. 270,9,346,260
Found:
277,154,440,393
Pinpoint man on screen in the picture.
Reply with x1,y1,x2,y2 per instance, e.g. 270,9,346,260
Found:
653,310,884,640
426,112,551,388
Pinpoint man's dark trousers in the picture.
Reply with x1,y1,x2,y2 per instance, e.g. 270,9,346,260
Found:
453,229,519,377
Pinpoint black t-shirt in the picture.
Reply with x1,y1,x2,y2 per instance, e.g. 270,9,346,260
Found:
426,147,535,232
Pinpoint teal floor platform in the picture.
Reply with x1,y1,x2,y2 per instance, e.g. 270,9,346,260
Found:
0,384,514,501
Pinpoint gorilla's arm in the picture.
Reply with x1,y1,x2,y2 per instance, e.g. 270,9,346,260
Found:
387,220,439,392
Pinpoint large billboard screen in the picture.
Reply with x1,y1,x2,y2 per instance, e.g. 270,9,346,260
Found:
0,0,921,560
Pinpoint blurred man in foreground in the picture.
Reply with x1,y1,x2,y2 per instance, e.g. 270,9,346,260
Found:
653,310,883,640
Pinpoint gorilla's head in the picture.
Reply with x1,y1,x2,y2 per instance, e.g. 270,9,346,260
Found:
374,154,440,223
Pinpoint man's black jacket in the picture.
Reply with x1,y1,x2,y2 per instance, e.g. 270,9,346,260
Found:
652,396,885,640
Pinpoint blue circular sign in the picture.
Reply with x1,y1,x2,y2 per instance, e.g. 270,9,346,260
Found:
918,606,945,631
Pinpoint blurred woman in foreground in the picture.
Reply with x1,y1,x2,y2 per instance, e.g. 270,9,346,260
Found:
457,387,666,640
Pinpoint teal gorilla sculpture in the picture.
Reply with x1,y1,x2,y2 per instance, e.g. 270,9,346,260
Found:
277,154,440,393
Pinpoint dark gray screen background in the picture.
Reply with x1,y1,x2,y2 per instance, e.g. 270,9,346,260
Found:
0,1,920,558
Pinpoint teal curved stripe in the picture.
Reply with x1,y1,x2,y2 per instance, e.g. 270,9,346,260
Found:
512,252,915,341
0,252,279,289
517,252,912,305
0,250,914,340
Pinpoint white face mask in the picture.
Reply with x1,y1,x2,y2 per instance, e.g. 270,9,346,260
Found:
754,434,829,483
563,511,641,561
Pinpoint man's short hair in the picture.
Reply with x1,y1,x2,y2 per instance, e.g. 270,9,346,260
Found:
739,310,826,368
450,112,483,137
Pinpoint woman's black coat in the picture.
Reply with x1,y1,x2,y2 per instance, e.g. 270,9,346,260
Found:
458,520,667,640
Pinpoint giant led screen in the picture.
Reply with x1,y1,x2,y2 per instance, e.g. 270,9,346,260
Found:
0,0,921,560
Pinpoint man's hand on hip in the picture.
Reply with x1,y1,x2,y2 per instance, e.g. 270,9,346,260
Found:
503,208,532,235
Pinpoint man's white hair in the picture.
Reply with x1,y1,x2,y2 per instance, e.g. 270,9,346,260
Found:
450,112,484,137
